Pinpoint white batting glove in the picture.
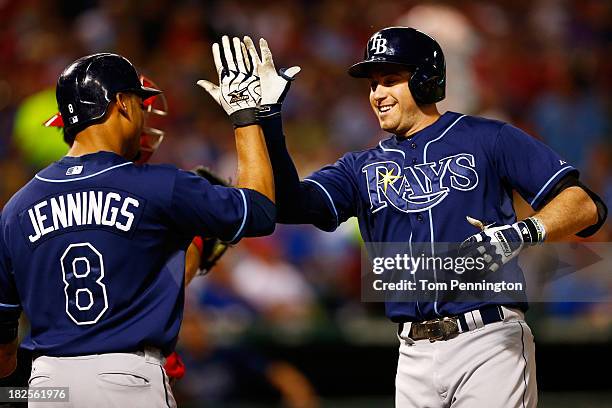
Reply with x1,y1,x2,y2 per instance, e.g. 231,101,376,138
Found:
197,36,261,127
459,216,546,274
243,36,300,116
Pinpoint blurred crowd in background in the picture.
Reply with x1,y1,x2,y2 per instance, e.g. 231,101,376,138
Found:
1,0,611,405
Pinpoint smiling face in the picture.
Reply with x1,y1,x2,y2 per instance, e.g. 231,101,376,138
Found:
368,68,420,137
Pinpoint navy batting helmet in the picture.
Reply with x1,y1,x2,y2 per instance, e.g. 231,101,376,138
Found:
56,53,162,142
348,27,445,104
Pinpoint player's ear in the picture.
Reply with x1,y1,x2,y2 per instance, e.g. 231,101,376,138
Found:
115,93,130,117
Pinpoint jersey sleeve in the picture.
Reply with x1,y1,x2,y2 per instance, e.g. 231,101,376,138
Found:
495,124,578,210
169,170,249,243
304,153,360,231
0,219,22,324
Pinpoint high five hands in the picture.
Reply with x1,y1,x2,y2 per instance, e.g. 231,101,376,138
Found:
197,36,301,125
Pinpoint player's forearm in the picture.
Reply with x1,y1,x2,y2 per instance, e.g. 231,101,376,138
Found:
0,338,18,378
184,242,201,285
533,186,598,241
259,115,337,228
259,114,306,218
234,125,275,203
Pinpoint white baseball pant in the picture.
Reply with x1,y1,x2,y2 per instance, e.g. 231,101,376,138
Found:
395,307,537,408
28,347,176,408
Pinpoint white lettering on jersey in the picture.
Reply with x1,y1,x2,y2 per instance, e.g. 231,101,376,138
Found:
362,153,479,213
116,197,140,232
101,193,121,226
27,191,140,243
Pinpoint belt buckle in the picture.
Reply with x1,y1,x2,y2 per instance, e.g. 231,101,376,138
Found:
423,320,444,342
423,317,458,342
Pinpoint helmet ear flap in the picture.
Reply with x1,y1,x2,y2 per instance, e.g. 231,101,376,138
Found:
409,67,445,104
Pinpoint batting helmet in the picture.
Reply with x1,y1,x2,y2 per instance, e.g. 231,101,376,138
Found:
348,27,445,104
56,53,162,141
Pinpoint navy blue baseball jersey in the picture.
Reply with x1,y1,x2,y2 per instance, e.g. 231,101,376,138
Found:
304,112,577,321
0,151,265,356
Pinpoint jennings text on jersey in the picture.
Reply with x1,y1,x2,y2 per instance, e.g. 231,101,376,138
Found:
22,189,142,243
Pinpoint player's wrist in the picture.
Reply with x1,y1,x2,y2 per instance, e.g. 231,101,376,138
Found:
515,217,546,245
230,108,259,128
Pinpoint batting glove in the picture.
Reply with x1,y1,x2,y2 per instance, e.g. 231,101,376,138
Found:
197,36,261,127
459,216,546,274
243,36,300,118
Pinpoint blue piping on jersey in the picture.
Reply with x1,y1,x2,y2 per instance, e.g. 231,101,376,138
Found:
0,302,20,308
423,114,467,317
229,189,248,243
378,140,406,159
304,178,339,228
408,231,423,317
530,165,573,207
34,162,133,183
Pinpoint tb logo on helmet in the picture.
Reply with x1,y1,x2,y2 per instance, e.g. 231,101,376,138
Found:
370,33,388,55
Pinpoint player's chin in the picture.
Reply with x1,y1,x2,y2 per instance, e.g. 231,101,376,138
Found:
378,119,399,134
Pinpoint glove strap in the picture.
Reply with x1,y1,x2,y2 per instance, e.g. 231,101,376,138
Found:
258,104,282,119
230,108,259,128
516,217,547,245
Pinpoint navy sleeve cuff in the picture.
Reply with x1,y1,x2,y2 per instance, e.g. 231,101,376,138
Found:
530,167,578,210
234,189,276,241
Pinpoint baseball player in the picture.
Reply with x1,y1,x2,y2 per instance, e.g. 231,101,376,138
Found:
41,77,226,386
243,28,607,407
43,78,229,285
0,41,275,407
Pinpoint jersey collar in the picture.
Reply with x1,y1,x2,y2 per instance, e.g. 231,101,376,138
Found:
35,151,132,183
385,111,463,147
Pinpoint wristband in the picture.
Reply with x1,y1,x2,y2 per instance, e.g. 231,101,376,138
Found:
516,217,546,245
258,104,282,119
230,108,259,128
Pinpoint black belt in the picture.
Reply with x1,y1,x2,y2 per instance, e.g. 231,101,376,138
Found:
399,305,505,342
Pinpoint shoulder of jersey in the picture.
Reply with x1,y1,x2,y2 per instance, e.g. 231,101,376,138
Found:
461,114,507,131
3,163,181,216
341,135,397,162
133,163,179,173
2,177,41,217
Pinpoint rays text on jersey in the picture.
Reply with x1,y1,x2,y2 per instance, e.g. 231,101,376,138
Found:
362,153,479,213
25,190,141,243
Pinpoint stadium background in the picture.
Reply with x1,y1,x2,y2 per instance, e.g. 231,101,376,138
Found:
0,0,610,407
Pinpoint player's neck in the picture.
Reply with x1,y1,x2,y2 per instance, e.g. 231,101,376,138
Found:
399,105,441,138
67,125,125,158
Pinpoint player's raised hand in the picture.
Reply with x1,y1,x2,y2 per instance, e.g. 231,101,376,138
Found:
197,36,261,127
243,36,300,108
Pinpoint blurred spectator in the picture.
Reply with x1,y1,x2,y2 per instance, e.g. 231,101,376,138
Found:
531,55,608,169
229,237,317,332
174,310,319,407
